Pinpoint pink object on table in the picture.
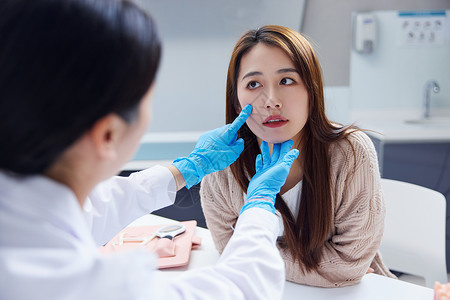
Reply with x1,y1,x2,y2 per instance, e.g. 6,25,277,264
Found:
99,220,201,269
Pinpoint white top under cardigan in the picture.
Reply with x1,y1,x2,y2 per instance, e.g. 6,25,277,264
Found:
0,166,284,300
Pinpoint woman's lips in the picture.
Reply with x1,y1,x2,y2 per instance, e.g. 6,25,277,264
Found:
262,115,288,128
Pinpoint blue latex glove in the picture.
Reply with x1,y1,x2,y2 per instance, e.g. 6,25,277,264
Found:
245,140,299,206
173,105,252,189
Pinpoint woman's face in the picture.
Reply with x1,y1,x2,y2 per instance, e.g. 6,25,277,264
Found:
237,43,309,145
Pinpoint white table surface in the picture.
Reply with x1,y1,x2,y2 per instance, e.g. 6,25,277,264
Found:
129,214,434,300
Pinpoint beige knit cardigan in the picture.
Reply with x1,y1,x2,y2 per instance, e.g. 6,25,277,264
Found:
200,130,396,287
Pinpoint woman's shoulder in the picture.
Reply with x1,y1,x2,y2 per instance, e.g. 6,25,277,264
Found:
328,128,383,215
201,165,235,187
329,128,379,176
200,166,244,214
200,166,242,199
330,129,376,159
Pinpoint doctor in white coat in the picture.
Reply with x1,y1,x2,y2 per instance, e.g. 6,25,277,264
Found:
0,0,300,299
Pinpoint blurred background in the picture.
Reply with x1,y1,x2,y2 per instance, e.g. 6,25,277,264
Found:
123,0,450,285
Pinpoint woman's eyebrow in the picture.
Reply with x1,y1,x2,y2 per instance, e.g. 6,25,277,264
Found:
277,68,298,74
241,68,298,81
241,71,262,81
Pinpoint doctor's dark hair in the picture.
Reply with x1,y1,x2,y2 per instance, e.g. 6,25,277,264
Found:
0,0,161,174
226,25,357,273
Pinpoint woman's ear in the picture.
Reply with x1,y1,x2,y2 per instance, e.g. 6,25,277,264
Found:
89,114,125,161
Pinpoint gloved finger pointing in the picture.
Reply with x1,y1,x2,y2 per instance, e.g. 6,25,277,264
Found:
226,105,252,138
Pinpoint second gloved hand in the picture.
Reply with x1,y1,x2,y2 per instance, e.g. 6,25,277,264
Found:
246,140,299,205
172,105,252,189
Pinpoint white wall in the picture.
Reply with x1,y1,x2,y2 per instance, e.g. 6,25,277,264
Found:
134,1,449,134
136,0,306,132
302,0,450,86
350,10,450,112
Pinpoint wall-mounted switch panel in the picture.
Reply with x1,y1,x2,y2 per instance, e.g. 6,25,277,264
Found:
397,11,447,47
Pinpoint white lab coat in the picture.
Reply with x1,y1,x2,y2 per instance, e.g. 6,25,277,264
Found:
0,166,285,300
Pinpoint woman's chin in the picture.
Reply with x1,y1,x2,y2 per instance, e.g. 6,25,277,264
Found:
258,136,291,145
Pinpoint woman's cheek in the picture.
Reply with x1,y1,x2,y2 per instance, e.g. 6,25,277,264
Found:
246,117,264,137
238,98,251,110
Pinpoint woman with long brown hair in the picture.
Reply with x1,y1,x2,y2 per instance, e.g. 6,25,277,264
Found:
200,25,395,287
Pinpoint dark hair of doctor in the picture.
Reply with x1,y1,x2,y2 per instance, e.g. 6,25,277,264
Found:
0,0,161,175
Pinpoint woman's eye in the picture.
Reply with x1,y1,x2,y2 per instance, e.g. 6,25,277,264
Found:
280,78,295,85
247,81,261,89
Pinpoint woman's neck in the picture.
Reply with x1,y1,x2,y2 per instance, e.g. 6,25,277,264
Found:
280,156,303,195
256,136,304,195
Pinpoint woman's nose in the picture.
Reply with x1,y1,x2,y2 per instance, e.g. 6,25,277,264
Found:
264,94,282,109
267,102,281,109
262,86,282,109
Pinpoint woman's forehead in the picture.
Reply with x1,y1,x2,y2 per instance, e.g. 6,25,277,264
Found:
238,44,295,77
